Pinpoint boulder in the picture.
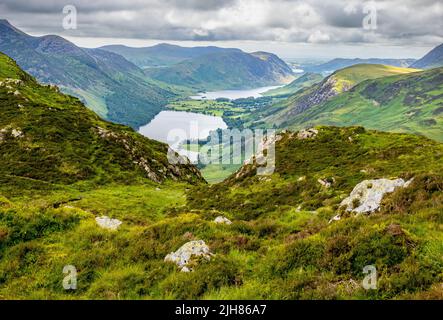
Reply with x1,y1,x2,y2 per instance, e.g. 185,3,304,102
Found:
297,128,318,140
214,216,232,225
95,216,122,231
318,178,334,188
164,240,213,272
340,178,413,214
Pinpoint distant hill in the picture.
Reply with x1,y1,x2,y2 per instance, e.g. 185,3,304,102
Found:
0,52,202,186
304,58,416,74
411,43,443,69
101,43,241,68
0,19,176,128
263,73,323,97
279,67,443,142
259,64,420,126
144,49,295,91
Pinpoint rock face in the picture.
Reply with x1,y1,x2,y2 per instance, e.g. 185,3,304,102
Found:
214,216,232,225
164,240,212,272
340,178,413,214
95,216,122,231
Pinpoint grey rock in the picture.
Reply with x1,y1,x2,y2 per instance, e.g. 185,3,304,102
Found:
340,178,414,214
164,240,213,272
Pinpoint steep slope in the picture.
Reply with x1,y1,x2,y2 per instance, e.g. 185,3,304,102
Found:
2,121,443,299
144,50,295,91
0,52,203,187
101,43,241,68
412,43,443,69
263,73,323,97
305,58,416,74
184,126,443,299
0,19,176,128
284,67,443,142
259,64,420,126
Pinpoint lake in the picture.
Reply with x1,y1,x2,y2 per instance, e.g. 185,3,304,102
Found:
189,85,283,100
138,110,227,163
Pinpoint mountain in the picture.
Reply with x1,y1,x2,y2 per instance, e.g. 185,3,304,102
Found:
0,52,203,187
304,58,416,74
144,50,295,91
411,43,443,69
278,67,443,142
256,64,420,126
101,43,241,68
263,73,324,97
0,19,176,128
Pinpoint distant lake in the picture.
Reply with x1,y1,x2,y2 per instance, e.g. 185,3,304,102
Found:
190,85,283,100
138,110,227,162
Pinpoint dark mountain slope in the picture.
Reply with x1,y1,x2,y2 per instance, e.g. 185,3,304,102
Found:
412,43,443,69
101,43,241,68
0,19,175,128
145,50,295,91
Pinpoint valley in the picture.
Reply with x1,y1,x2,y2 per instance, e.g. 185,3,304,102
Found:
1,9,443,303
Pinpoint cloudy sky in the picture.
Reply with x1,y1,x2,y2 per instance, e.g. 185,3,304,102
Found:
1,0,442,59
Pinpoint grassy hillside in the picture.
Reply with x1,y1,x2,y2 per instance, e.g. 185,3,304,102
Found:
0,20,176,128
0,53,203,187
145,50,294,91
186,127,443,299
2,123,443,299
283,67,443,142
256,64,420,127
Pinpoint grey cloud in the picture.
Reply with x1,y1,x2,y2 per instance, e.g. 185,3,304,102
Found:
0,0,442,45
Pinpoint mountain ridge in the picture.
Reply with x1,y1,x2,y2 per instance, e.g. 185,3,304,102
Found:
411,43,443,69
0,20,176,129
0,52,203,187
304,57,416,74
144,49,295,91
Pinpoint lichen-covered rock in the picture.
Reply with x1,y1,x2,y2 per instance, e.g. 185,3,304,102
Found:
329,214,341,224
340,178,413,214
297,128,318,140
318,178,334,188
164,240,213,272
95,216,122,231
0,127,23,142
214,216,232,225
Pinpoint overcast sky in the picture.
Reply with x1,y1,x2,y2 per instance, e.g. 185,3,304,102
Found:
1,0,442,59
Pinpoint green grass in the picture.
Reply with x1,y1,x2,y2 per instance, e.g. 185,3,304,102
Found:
2,53,443,300
1,126,443,299
167,99,238,117
285,67,443,142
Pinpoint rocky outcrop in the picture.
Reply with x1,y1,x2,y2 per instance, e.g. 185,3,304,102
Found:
317,177,334,188
214,216,232,225
95,216,122,231
297,128,319,140
340,178,413,214
95,126,203,184
164,240,213,272
0,126,23,142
